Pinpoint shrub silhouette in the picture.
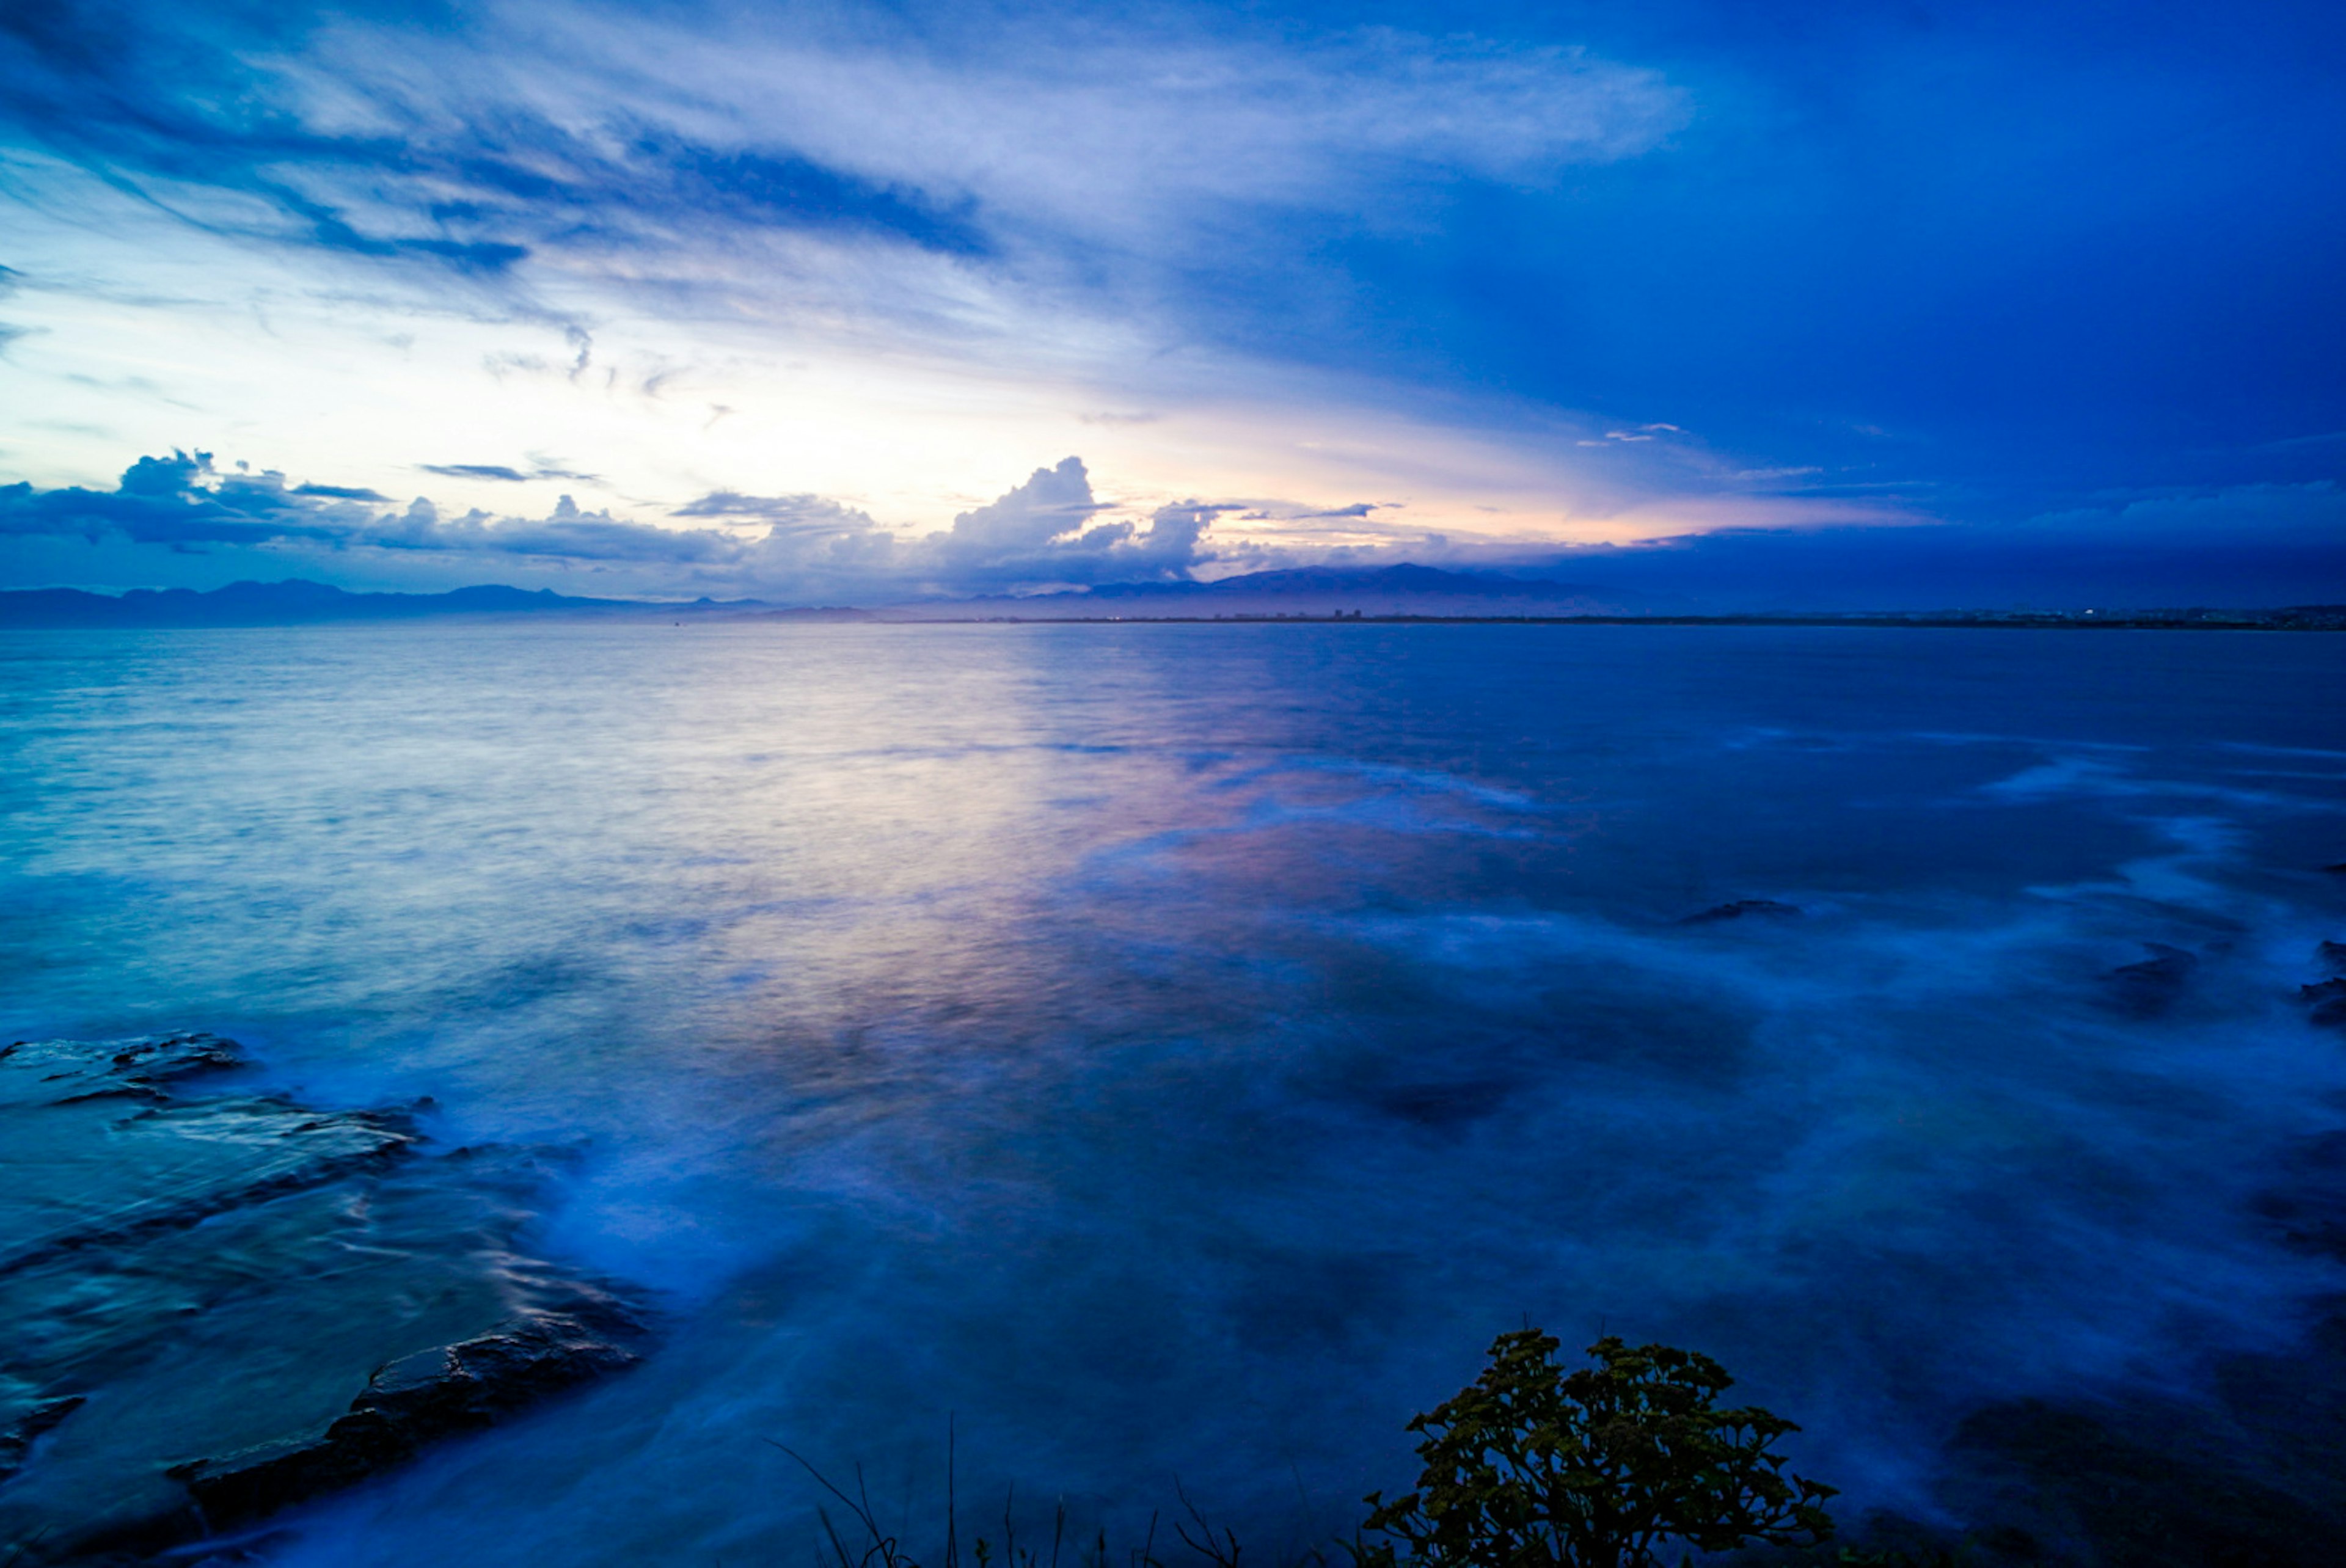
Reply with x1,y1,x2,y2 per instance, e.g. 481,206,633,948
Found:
1359,1329,1835,1568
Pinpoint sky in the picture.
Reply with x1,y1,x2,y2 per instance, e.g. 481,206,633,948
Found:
1,0,2342,606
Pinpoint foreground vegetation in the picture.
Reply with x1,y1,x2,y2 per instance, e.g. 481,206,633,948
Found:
787,1329,1851,1568
1358,1330,1835,1568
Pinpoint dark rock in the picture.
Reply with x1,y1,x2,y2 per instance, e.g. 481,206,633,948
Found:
0,1034,651,1564
1678,899,1803,925
2100,943,2198,1017
0,1396,84,1484
2303,978,2346,1030
2254,1131,2346,1257
1947,1397,2342,1567
2,1031,244,1104
1923,1134,2346,1565
175,1296,645,1526
2320,940,2346,975
1365,1078,1513,1128
0,1033,416,1277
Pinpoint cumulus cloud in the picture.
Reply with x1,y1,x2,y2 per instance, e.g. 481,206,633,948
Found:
1,451,747,567
914,458,1213,592
10,452,2344,608
0,448,1210,600
937,458,1102,558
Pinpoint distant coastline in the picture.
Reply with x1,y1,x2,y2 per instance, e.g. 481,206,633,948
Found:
907,609,2346,630
4,571,2342,630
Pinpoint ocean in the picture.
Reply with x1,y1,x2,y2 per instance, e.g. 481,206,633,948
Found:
5,621,2345,1563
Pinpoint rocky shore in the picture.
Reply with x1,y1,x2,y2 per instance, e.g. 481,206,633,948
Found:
0,1034,650,1563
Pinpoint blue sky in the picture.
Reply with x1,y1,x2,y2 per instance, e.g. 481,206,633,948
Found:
1,0,2341,604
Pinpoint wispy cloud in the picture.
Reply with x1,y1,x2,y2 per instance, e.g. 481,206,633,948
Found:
0,4,1682,331
0,0,1750,560
420,462,599,483
670,492,875,532
420,464,533,483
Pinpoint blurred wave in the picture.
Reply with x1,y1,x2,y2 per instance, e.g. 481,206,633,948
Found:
1,621,2341,1561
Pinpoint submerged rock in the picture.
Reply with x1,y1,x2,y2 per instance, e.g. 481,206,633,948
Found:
2321,939,2346,975
1678,899,1803,925
0,1396,84,1485
2304,978,2346,1030
1946,1396,2343,1567
0,1034,648,1563
2100,943,2198,1017
1925,1128,2346,1566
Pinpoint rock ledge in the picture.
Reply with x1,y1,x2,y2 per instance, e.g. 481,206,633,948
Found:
0,1033,651,1564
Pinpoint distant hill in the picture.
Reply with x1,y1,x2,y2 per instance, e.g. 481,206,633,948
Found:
0,566,1643,627
0,580,767,627
9,571,2340,630
1090,564,1610,601
889,563,1640,619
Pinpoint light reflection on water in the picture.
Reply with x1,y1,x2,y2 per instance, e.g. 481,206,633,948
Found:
4,622,2345,1563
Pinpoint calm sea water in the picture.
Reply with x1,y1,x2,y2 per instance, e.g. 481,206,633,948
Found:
5,622,2345,1562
